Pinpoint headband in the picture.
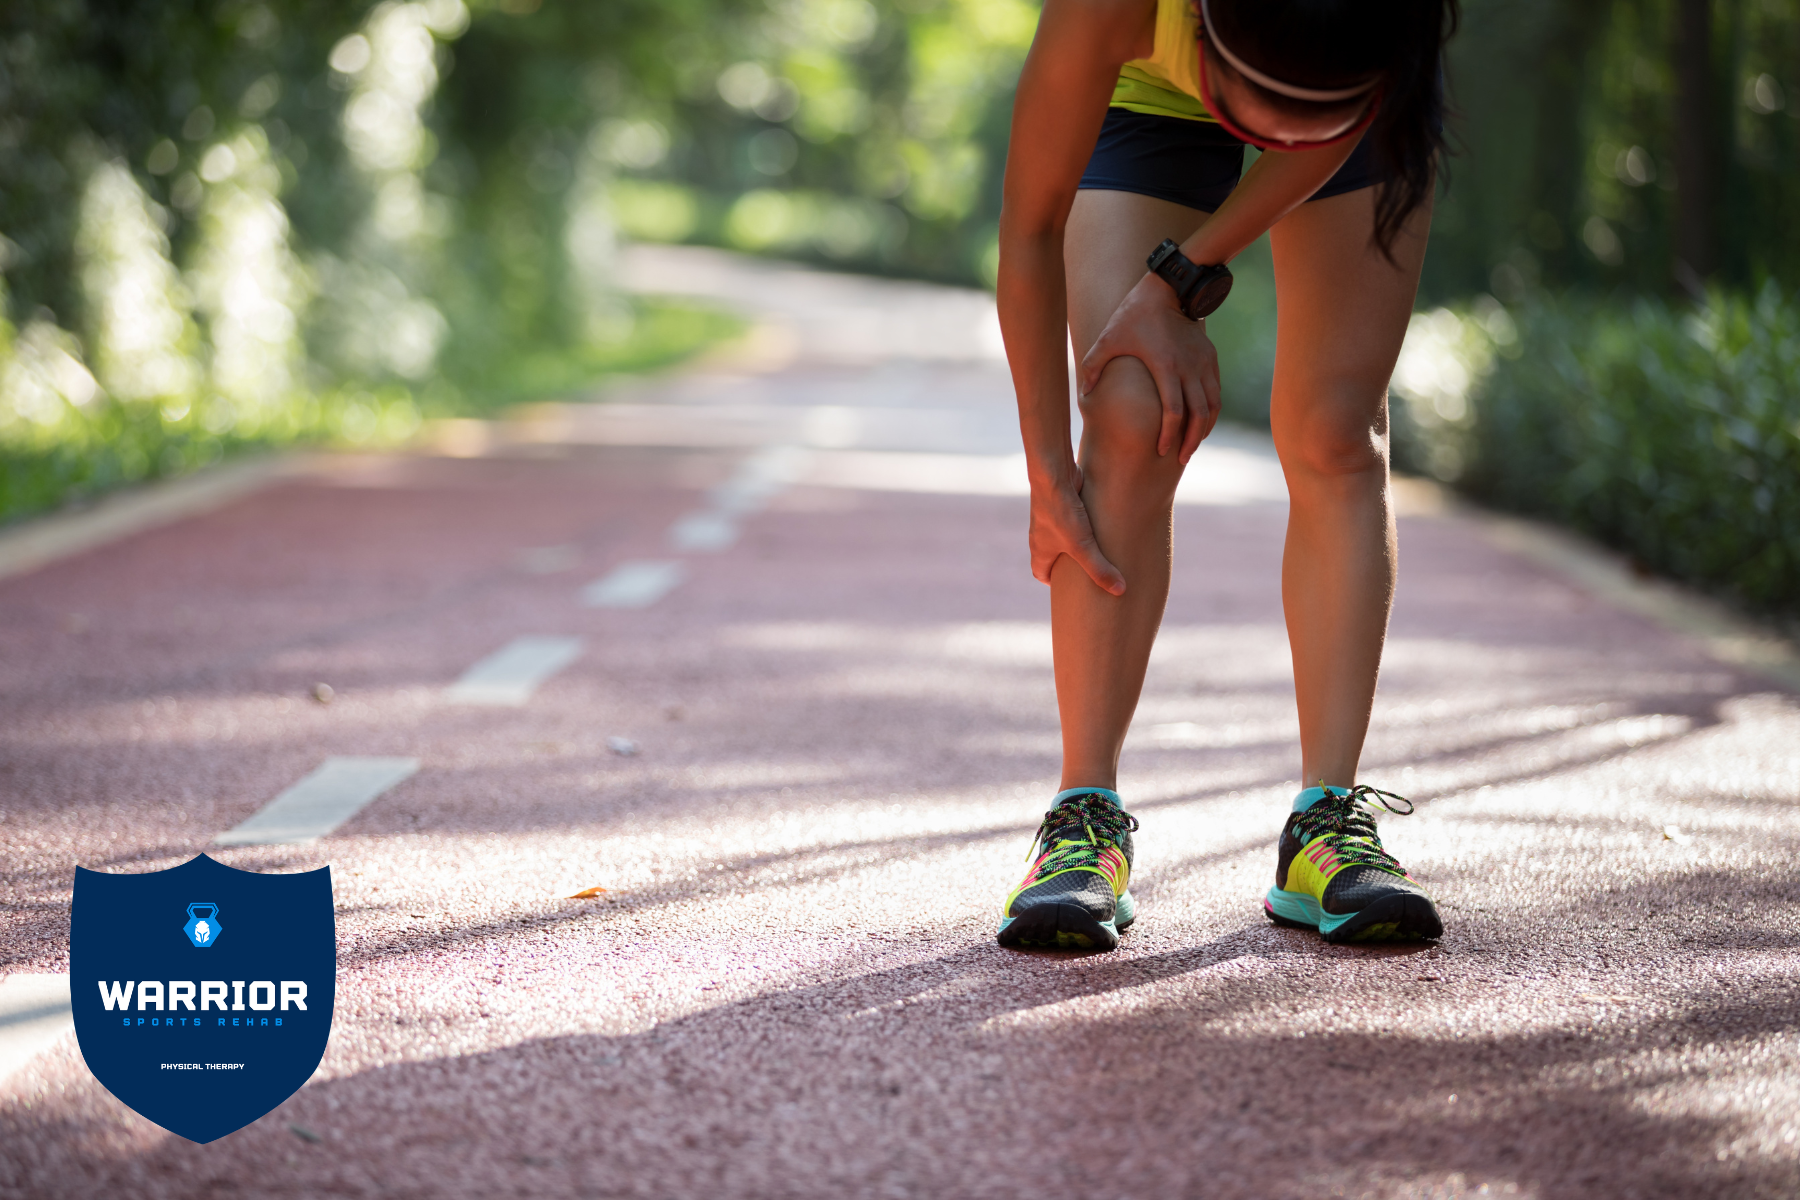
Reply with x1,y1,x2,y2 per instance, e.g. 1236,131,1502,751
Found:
1198,0,1383,104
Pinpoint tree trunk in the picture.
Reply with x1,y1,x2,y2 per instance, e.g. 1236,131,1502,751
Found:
1673,0,1716,290
1526,0,1612,287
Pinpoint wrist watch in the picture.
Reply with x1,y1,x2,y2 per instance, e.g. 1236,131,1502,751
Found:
1146,238,1233,320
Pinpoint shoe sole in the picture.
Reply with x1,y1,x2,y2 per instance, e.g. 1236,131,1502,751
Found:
1263,887,1442,944
997,894,1133,952
997,903,1118,950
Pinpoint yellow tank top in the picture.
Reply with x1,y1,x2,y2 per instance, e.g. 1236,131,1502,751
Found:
1112,0,1216,122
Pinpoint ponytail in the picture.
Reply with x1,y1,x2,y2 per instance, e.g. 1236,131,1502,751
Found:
1366,0,1457,260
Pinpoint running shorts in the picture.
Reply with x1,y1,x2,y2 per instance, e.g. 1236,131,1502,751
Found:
1077,107,1389,213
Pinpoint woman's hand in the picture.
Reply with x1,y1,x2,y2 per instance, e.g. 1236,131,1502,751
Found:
1029,463,1126,595
1076,273,1222,465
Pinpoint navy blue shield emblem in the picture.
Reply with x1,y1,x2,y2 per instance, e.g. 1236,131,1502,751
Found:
71,854,335,1144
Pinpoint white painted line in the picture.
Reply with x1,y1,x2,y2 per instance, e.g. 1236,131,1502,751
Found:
213,756,420,846
669,511,739,553
581,560,686,608
710,445,810,515
446,636,584,706
0,973,73,1084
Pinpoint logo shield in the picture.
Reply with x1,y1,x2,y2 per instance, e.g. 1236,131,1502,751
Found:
71,854,335,1144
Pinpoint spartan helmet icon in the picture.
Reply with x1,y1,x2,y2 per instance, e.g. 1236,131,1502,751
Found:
184,902,223,948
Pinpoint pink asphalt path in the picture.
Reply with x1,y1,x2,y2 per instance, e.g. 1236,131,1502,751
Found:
3,249,1799,1199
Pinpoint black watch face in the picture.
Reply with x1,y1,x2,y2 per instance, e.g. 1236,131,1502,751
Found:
1190,271,1233,318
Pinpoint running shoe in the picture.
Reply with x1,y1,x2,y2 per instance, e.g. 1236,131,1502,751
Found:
997,787,1138,951
1264,784,1442,943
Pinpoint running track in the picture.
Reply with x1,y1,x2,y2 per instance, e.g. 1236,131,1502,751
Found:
2,247,1797,1199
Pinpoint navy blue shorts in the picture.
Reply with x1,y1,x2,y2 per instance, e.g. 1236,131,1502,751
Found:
1077,107,1387,212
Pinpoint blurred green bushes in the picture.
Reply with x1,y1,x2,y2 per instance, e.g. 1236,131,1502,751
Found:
1199,235,1278,429
0,0,754,525
0,290,735,520
1433,0,1800,303
1391,286,1800,615
595,0,1035,285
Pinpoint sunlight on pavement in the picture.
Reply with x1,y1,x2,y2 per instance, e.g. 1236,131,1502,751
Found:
2,248,1796,1198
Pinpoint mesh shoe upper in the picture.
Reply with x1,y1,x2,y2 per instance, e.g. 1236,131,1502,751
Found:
1005,791,1137,919
1274,786,1429,915
1316,863,1432,915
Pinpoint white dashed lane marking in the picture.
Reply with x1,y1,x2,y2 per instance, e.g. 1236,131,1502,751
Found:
213,756,420,846
446,636,583,706
663,444,811,555
711,445,809,514
581,560,686,608
0,973,72,1085
668,511,739,553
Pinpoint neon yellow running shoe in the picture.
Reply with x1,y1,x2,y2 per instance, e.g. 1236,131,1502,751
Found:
997,788,1138,951
1263,784,1442,944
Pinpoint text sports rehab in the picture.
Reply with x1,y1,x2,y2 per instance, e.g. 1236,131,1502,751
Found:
97,978,310,1028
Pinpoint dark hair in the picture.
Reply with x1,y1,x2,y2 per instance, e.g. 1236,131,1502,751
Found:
1207,0,1458,261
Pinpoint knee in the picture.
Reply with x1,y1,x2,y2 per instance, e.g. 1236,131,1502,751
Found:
1274,390,1389,485
1076,360,1163,467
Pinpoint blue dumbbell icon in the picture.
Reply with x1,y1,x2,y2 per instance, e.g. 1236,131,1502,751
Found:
183,902,223,948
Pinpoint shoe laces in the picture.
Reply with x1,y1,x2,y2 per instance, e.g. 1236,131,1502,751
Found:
1030,791,1139,866
1291,784,1414,873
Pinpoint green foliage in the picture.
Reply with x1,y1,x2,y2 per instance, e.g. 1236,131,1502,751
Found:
0,0,749,525
1204,235,1278,428
594,0,1800,298
1391,286,1800,614
0,372,426,522
0,295,735,522
0,0,367,324
598,0,1035,285
447,299,744,415
1431,0,1800,301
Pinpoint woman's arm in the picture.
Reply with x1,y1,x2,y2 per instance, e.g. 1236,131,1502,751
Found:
1179,141,1357,268
1073,139,1361,428
998,0,1154,594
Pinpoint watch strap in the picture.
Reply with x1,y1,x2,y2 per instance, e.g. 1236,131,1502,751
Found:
1146,238,1234,320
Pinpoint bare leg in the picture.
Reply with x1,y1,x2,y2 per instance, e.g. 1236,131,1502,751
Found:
1267,187,1431,789
1056,190,1211,791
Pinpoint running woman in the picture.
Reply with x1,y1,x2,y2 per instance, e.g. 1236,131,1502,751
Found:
995,0,1456,950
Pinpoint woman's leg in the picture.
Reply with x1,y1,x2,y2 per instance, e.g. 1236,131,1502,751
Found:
1057,189,1211,790
1266,186,1431,788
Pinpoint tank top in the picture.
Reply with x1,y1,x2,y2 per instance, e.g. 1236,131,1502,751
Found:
1111,0,1217,123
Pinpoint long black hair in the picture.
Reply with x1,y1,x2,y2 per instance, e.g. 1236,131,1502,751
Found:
1206,0,1458,260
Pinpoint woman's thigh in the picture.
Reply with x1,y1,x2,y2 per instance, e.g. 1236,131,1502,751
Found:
1266,186,1431,471
1065,189,1210,356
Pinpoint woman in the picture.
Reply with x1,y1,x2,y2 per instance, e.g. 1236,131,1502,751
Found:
995,0,1455,950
